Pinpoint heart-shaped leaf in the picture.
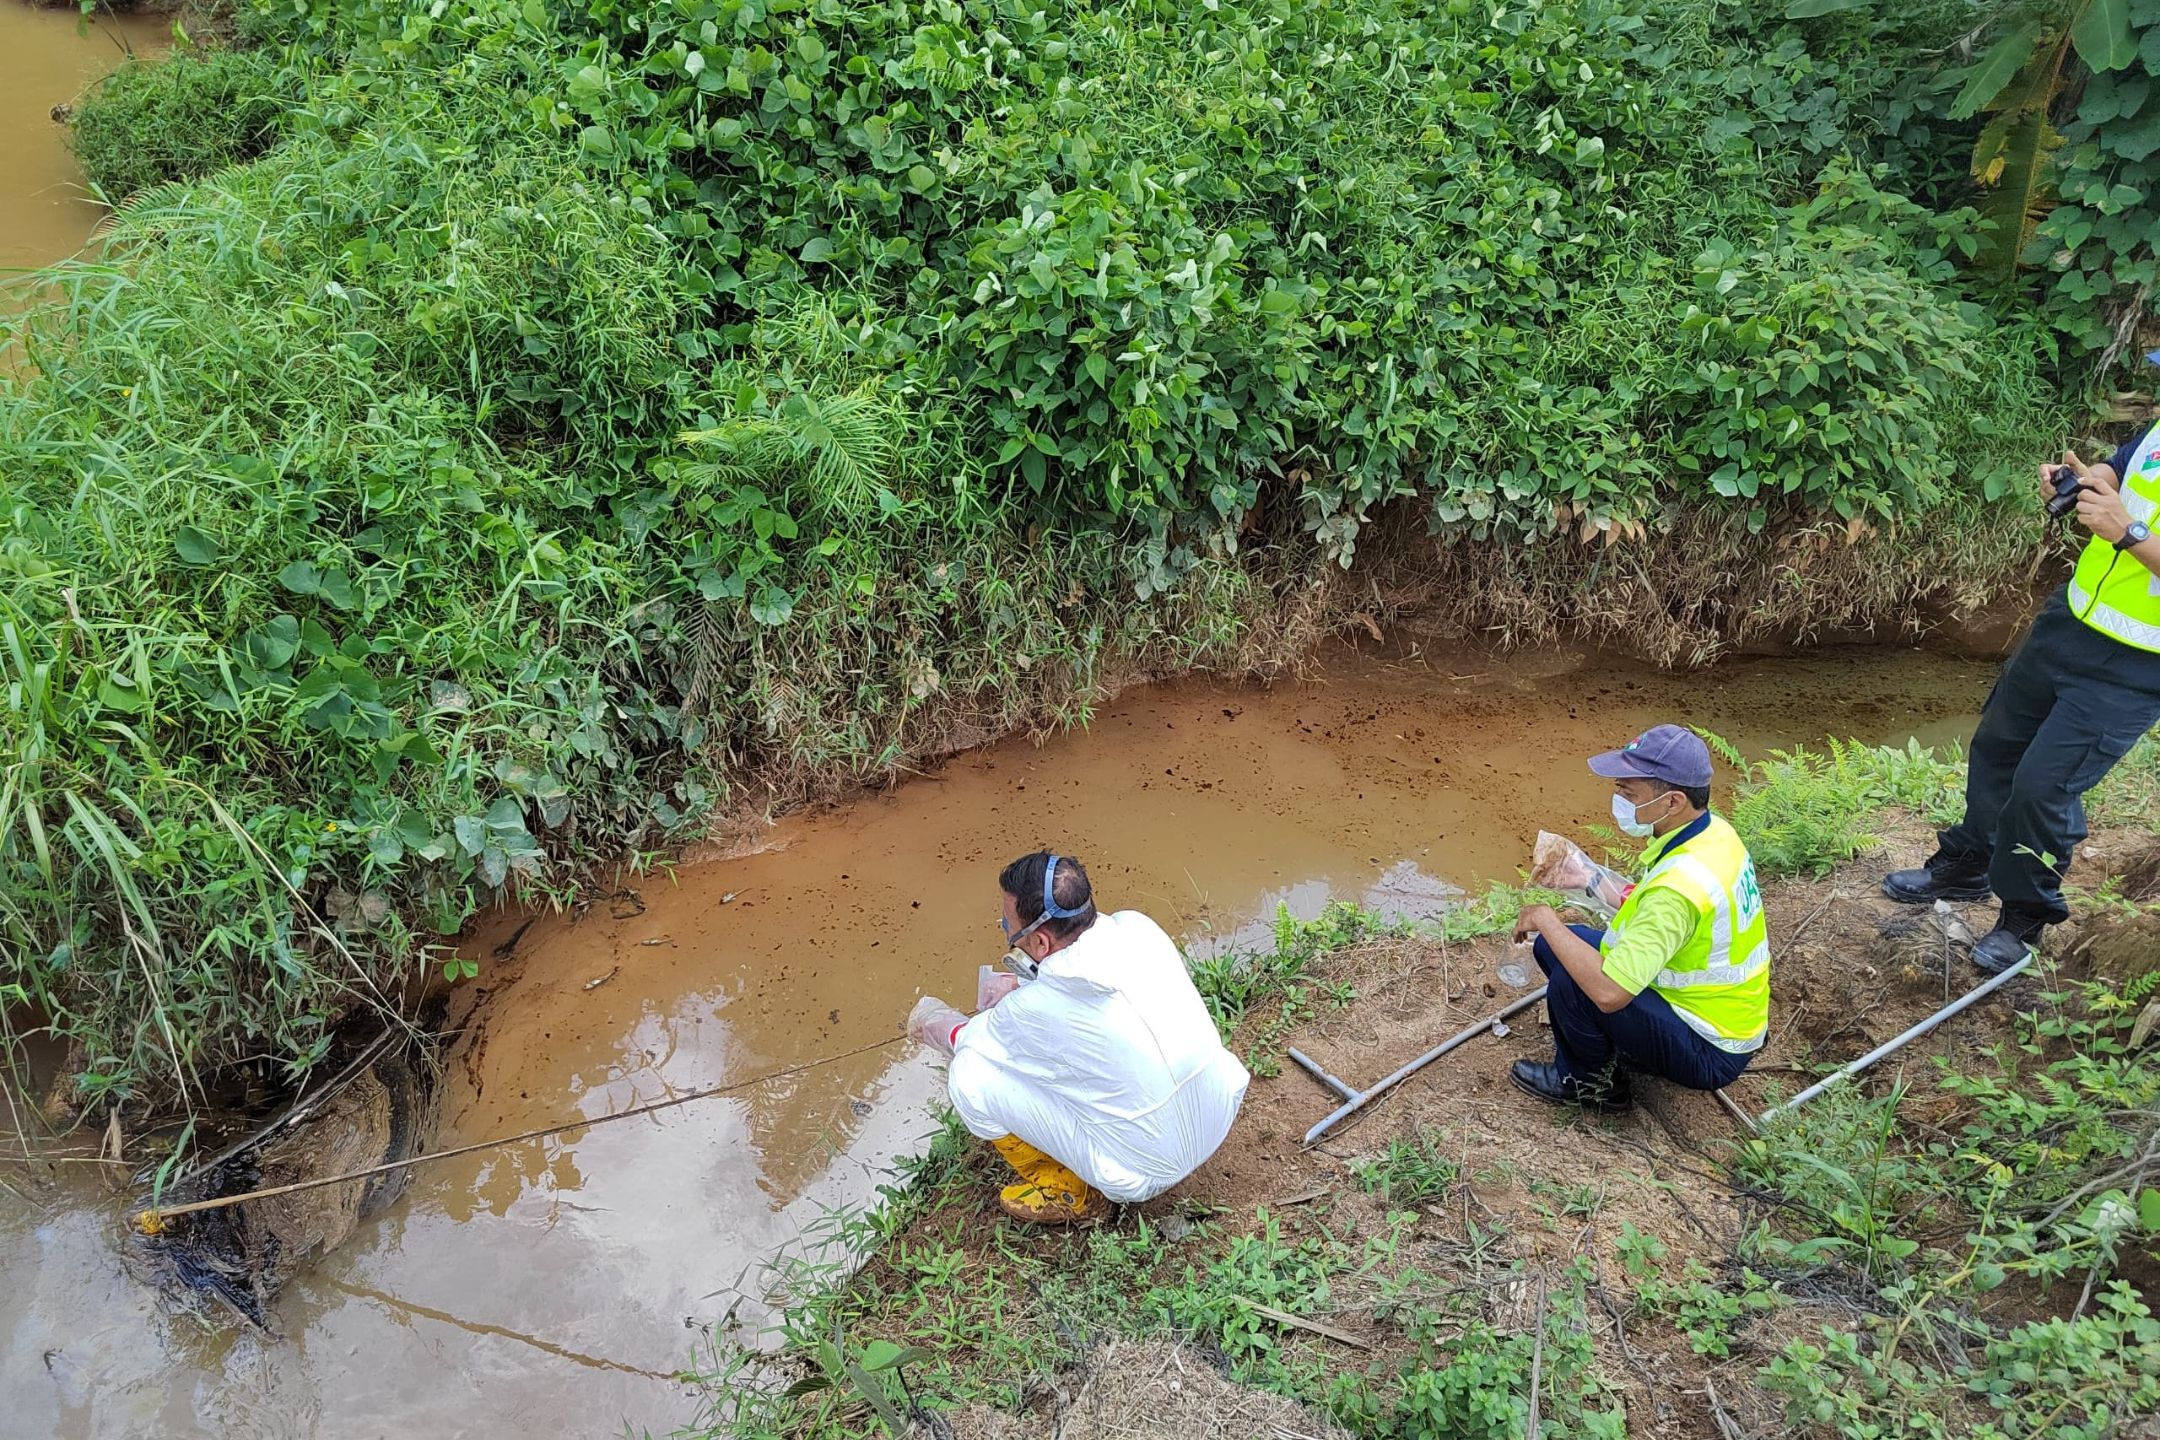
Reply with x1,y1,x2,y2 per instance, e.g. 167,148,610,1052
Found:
750,583,795,626
174,526,222,566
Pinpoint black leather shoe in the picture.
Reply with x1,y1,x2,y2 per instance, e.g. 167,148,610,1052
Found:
1971,919,2044,975
1510,1059,1633,1114
1882,855,1992,904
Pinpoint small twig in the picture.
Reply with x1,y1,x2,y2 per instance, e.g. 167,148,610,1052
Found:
1247,1302,1371,1351
2036,1132,2160,1229
1783,888,1843,950
1589,1277,1654,1387
1526,1272,1548,1439
1704,1374,1746,1440
1713,1088,1761,1136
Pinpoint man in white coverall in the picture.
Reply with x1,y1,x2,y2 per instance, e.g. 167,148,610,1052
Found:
910,852,1249,1224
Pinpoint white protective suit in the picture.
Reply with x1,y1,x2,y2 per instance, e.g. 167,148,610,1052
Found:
947,910,1250,1203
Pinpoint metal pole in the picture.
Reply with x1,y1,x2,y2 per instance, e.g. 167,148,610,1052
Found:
1758,952,2033,1123
1303,986,1549,1146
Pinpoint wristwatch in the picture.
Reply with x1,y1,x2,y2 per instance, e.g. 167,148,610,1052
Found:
2118,520,2153,551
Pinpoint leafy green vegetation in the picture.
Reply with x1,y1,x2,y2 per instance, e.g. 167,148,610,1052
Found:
1727,736,1968,877
1738,983,2160,1437
67,46,297,202
697,1114,1627,1440
0,0,2120,1109
1934,0,2160,365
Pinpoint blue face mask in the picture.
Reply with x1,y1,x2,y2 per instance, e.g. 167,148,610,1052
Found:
1611,791,1674,838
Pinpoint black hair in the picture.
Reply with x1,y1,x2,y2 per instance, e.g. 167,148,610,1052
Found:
1663,782,1712,811
998,851,1097,943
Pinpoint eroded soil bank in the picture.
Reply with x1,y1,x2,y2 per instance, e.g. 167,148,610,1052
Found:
0,639,1990,1438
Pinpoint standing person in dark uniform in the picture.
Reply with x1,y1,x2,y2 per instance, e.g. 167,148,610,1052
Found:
1883,427,2160,971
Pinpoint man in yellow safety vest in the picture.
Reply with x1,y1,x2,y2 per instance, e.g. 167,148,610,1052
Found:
1512,725,1769,1112
1883,429,2160,972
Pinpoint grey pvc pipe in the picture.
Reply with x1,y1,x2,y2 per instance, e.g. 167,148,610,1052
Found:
1303,986,1550,1145
1286,1048,1357,1101
1758,951,2033,1123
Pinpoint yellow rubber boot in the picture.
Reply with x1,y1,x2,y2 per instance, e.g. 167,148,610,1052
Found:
989,1136,1109,1225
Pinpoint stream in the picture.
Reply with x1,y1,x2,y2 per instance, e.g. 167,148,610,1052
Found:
0,3,165,280
0,637,1993,1438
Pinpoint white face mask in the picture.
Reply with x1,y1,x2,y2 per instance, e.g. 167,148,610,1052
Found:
1611,791,1671,838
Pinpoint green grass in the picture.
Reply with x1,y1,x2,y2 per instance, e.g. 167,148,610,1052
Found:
690,1112,1629,1440
2091,731,2160,834
1351,1132,1461,1207
68,46,297,202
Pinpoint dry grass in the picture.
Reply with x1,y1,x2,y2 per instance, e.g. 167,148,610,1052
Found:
945,1339,1348,1440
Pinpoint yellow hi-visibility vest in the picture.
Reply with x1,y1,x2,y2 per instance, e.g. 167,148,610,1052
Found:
2068,436,2160,653
1604,814,1770,1053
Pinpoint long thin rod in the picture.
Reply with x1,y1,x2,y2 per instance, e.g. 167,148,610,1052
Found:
1758,953,2032,1122
131,1034,907,1232
1303,986,1549,1145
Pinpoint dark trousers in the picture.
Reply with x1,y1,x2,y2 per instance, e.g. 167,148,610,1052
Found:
1939,592,2160,926
1531,926,1753,1091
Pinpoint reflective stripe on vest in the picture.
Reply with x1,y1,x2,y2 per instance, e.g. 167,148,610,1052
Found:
1604,815,1770,1054
2068,441,2160,654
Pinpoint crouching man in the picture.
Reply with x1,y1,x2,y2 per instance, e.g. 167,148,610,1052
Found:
1511,725,1770,1112
910,852,1249,1224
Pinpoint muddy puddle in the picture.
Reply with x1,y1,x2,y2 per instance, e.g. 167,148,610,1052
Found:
0,640,1991,1438
0,3,166,279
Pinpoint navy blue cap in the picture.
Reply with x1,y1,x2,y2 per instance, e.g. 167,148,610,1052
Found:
1588,725,1713,787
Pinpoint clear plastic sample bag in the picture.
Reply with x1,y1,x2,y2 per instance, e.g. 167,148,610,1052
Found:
1530,831,1633,919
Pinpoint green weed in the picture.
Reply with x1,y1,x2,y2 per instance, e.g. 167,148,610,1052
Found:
1191,902,1388,1070
1351,1132,1461,1207
1732,738,1968,877
1739,979,2160,1436
69,46,296,201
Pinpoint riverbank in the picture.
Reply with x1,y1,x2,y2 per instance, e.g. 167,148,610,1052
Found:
3,0,2096,1116
0,643,2005,1438
692,744,2160,1439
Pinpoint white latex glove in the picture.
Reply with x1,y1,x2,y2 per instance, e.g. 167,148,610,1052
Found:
976,965,1021,1010
906,995,968,1055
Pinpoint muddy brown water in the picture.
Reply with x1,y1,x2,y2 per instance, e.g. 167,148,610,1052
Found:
0,639,1992,1437
0,4,166,278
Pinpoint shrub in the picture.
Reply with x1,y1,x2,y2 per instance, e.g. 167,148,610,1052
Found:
1732,739,1966,877
2,82,694,1099
69,47,295,201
